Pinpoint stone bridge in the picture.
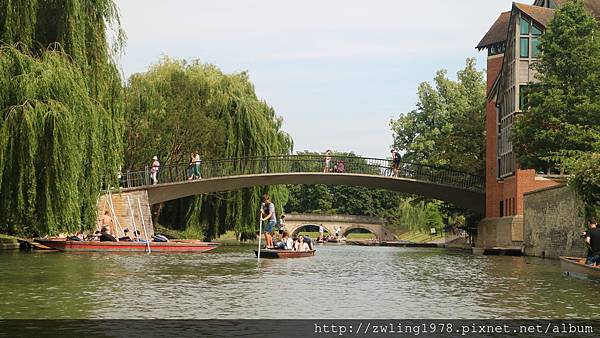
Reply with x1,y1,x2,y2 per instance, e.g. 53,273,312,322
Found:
284,214,396,241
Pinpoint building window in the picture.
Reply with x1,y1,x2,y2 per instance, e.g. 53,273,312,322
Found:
520,17,530,35
520,38,529,58
500,201,504,217
532,24,543,35
519,85,528,110
532,37,541,57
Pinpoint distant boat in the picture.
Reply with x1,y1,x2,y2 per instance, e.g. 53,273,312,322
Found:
254,249,315,259
35,238,219,253
560,256,600,278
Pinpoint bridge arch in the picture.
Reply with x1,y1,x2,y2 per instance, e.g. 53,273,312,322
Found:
120,155,485,214
143,173,484,213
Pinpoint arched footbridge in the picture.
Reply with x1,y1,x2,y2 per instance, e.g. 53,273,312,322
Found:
119,155,485,213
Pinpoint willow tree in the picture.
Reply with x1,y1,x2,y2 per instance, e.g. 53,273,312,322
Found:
0,1,124,235
124,58,292,240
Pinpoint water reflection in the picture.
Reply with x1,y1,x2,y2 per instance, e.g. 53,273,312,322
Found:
1,245,600,319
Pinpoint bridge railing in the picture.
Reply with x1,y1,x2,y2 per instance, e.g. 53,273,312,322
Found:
119,155,484,192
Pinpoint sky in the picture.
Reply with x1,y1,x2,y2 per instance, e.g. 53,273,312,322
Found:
114,0,515,159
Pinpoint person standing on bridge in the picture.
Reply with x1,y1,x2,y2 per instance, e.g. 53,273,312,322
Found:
323,150,332,173
391,148,401,177
193,151,202,179
260,194,276,249
150,156,160,185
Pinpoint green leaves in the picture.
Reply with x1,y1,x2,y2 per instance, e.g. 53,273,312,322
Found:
390,58,486,175
0,47,120,235
514,0,600,172
124,58,293,240
0,0,124,236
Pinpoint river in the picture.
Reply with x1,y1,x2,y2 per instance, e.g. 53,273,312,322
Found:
1,245,599,319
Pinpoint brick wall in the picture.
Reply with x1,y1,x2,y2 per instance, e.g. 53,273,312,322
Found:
97,189,154,239
523,185,586,258
485,55,503,218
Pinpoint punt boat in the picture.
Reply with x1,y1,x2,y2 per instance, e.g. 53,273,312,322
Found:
560,256,600,278
35,238,220,253
254,249,316,259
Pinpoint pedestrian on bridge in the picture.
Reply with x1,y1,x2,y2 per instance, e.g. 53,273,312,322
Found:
323,150,332,173
150,156,160,185
391,148,401,177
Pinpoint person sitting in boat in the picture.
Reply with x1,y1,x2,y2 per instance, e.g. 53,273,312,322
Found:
86,230,101,241
119,228,132,242
295,236,311,252
586,219,600,266
302,235,314,250
132,230,148,242
275,231,294,250
99,227,117,242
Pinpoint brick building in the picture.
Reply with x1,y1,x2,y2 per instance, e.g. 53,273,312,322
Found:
475,0,600,248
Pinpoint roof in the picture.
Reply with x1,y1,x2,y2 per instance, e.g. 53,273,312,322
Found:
477,11,511,50
514,3,556,26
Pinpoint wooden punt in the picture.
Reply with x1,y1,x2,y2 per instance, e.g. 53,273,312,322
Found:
254,249,315,259
35,238,220,253
560,256,600,278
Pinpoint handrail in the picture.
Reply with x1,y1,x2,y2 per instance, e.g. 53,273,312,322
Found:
117,155,485,193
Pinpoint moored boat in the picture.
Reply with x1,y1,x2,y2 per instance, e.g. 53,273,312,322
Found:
560,256,600,278
35,238,220,253
254,249,315,259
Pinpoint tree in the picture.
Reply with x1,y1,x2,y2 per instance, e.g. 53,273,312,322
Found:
123,58,293,240
0,1,124,236
513,0,600,173
390,58,486,175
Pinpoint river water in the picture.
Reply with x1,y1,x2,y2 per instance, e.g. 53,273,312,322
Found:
1,245,599,319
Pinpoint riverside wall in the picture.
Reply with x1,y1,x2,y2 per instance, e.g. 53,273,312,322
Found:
523,185,586,258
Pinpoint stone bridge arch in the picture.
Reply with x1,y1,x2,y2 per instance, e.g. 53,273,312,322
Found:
284,214,396,241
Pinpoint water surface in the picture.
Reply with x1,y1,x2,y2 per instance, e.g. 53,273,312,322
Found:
1,245,599,319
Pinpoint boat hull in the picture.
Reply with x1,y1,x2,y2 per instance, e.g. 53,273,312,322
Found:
35,239,220,253
254,249,315,259
560,256,600,278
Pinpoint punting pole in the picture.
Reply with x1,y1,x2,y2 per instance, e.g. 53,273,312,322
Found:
137,198,151,254
126,196,137,242
257,216,263,262
107,190,125,238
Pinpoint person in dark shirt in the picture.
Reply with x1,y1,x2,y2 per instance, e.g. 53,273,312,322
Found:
119,228,132,242
585,219,600,265
99,227,117,242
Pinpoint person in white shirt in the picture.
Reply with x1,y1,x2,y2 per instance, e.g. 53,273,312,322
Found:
318,224,324,241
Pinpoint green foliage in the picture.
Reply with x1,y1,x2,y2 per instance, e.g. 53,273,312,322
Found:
0,1,124,236
384,199,445,234
514,0,600,173
565,151,600,217
284,151,404,217
0,47,118,235
390,58,486,175
124,58,293,240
